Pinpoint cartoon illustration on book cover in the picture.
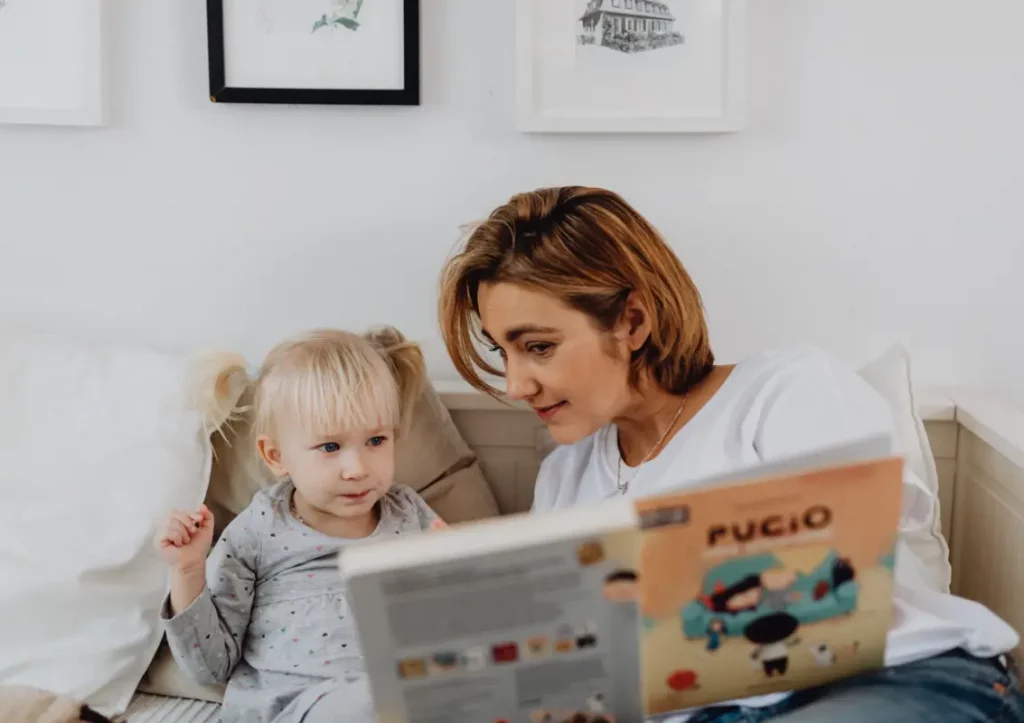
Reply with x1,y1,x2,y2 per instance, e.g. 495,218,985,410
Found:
635,459,903,714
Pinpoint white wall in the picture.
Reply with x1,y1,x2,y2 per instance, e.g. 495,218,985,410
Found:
2,0,1022,406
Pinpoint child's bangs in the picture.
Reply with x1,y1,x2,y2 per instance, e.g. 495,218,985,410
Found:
280,352,400,437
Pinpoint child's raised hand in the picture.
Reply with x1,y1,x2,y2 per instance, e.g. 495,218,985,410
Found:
155,505,214,571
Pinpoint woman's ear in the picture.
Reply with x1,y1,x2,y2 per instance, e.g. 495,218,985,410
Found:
256,435,288,478
614,291,653,353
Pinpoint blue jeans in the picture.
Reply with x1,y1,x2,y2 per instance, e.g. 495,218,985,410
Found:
689,649,1023,722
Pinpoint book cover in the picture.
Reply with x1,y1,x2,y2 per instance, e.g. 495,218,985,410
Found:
344,514,646,723
634,457,903,715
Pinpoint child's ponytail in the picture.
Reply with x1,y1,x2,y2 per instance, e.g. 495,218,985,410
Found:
364,325,426,435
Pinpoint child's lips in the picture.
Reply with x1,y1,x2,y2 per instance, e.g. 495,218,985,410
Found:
341,490,370,500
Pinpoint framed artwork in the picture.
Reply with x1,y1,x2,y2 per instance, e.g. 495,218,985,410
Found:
516,0,744,133
0,0,105,126
207,0,420,106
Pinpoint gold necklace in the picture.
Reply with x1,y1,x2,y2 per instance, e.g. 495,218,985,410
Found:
616,397,687,495
290,490,308,525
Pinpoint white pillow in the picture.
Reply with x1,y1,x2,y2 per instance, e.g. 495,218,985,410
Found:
0,332,216,716
858,343,950,593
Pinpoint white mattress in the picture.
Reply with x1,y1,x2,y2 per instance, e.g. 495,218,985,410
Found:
123,693,221,723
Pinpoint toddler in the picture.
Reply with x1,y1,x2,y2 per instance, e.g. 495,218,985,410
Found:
155,328,444,723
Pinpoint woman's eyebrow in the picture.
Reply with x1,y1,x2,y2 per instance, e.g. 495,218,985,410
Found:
504,325,559,342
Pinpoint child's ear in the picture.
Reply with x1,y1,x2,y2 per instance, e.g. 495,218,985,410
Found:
256,435,288,478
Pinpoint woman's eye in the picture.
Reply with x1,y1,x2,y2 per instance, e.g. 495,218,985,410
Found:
319,442,340,453
367,435,388,447
488,344,508,361
526,342,554,356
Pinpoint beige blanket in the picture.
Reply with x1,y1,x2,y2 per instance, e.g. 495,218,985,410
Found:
0,686,118,723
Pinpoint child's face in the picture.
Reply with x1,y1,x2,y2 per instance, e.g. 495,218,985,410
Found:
261,418,396,520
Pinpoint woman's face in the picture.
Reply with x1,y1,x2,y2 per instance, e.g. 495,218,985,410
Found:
477,282,634,444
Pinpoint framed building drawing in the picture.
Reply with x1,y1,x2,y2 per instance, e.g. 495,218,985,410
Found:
516,0,744,133
0,0,105,126
207,0,420,106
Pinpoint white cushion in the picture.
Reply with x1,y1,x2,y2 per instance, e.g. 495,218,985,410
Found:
858,343,950,593
0,332,215,716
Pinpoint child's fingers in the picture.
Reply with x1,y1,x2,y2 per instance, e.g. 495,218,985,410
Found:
176,510,201,530
166,518,191,547
198,504,214,527
169,513,196,543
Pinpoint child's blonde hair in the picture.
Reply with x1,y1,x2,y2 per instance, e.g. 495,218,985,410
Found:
252,326,424,441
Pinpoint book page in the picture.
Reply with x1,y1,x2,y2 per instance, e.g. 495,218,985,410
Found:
346,528,645,723
635,457,903,715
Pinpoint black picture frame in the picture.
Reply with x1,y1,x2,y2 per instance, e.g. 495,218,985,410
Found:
206,0,420,106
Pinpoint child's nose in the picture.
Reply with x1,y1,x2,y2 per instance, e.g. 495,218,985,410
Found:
339,450,367,480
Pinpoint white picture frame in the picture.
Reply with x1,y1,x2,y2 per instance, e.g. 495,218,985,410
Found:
516,0,744,133
0,0,106,126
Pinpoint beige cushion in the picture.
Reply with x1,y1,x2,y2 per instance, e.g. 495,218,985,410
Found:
418,461,498,523
393,374,500,520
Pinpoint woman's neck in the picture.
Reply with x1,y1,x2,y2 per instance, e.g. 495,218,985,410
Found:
614,365,734,466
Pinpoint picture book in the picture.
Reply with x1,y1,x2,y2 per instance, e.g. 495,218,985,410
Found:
338,436,903,723
635,456,902,715
340,502,647,723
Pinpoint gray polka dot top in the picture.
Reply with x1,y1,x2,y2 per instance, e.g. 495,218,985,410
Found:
161,480,438,722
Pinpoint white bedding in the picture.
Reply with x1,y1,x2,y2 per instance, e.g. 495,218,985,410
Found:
124,694,220,723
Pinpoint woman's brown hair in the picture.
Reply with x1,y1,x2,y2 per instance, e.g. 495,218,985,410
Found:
439,186,713,396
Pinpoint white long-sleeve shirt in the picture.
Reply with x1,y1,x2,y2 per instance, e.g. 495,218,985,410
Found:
532,344,1018,712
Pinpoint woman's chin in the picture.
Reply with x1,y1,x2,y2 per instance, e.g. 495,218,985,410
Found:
545,417,602,446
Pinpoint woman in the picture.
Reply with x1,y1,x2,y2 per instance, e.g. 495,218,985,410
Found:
438,186,1021,722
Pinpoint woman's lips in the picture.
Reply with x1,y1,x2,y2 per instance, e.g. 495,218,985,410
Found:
534,401,568,421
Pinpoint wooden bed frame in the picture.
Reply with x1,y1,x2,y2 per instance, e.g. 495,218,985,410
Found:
435,382,1024,656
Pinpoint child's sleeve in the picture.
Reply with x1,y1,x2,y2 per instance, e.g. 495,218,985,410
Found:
160,507,261,685
392,485,445,531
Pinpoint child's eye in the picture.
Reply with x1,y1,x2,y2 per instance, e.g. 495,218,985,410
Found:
367,435,388,447
318,442,340,453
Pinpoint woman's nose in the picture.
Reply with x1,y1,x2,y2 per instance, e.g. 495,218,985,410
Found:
505,359,539,401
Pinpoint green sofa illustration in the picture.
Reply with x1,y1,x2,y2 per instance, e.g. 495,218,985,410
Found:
680,550,859,639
